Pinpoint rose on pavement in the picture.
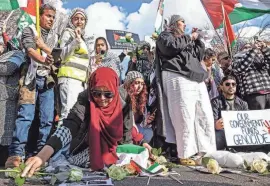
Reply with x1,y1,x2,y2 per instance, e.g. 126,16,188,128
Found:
207,159,221,174
252,159,268,174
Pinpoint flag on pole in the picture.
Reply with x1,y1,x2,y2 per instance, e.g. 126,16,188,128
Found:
0,0,19,10
222,3,236,55
0,0,43,48
153,0,165,37
200,0,270,29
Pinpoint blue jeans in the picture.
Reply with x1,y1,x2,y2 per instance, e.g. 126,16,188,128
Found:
136,124,153,143
9,76,54,157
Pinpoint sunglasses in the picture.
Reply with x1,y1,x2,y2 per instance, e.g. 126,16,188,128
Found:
91,90,114,99
225,82,236,87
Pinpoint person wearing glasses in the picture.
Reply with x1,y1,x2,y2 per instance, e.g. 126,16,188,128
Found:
232,38,270,110
20,67,124,177
57,8,90,125
211,76,248,150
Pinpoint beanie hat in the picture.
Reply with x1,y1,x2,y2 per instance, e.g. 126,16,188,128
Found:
124,71,144,85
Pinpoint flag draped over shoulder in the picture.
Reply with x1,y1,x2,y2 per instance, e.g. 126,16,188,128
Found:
200,0,270,29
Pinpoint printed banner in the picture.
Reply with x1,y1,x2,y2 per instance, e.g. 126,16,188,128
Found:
106,29,140,49
222,110,270,146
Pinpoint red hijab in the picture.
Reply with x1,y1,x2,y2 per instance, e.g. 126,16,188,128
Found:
89,67,123,171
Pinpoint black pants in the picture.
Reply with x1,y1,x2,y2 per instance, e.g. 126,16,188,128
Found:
245,93,270,110
0,145,9,166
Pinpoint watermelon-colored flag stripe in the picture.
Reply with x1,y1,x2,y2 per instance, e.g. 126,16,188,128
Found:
223,4,236,53
200,0,270,29
0,0,20,10
21,0,42,17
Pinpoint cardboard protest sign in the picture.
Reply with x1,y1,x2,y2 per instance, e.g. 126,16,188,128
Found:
222,110,270,146
106,29,140,49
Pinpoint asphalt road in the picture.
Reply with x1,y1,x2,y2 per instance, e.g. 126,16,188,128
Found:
0,166,269,186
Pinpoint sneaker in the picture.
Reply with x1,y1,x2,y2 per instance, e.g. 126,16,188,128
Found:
5,156,22,168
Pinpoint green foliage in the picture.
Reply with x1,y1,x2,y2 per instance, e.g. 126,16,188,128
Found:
151,148,162,156
106,165,127,181
15,176,25,186
69,168,83,182
201,157,211,167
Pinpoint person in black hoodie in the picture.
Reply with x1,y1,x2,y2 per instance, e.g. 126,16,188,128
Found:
156,14,216,165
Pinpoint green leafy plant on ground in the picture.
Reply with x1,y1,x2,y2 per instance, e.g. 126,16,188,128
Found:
0,163,84,186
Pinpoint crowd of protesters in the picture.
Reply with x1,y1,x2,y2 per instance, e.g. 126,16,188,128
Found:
1,3,270,177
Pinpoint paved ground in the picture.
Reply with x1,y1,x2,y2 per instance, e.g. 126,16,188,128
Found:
0,166,269,186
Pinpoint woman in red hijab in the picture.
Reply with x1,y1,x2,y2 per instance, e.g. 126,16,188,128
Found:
21,67,123,177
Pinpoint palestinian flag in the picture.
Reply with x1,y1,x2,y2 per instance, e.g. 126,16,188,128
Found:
200,0,270,29
0,0,42,48
154,0,165,35
116,144,149,169
222,3,236,53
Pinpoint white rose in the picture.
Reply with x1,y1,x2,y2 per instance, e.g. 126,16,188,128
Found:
207,159,221,174
252,159,268,174
156,156,167,164
69,168,83,182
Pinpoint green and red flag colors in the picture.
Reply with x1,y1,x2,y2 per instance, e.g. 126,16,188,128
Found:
200,0,270,29
222,3,236,51
154,0,165,35
0,0,19,10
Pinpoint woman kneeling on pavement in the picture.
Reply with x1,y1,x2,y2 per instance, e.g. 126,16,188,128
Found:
21,67,152,177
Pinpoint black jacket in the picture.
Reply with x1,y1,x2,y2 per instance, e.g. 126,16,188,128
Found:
46,88,134,156
211,95,249,122
156,31,208,83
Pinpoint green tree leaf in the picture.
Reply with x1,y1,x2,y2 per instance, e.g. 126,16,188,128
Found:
15,176,25,186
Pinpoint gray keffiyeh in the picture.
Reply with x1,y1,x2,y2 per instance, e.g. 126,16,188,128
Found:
163,14,185,34
67,8,88,36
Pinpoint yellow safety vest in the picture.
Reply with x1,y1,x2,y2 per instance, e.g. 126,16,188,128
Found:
58,41,89,82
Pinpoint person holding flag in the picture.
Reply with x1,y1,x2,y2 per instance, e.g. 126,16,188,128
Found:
5,4,59,168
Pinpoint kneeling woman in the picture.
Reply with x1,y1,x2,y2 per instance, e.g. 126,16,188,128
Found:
21,67,123,177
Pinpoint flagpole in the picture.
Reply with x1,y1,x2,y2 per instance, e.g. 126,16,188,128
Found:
36,0,40,53
199,0,224,46
221,2,233,59
5,10,15,23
